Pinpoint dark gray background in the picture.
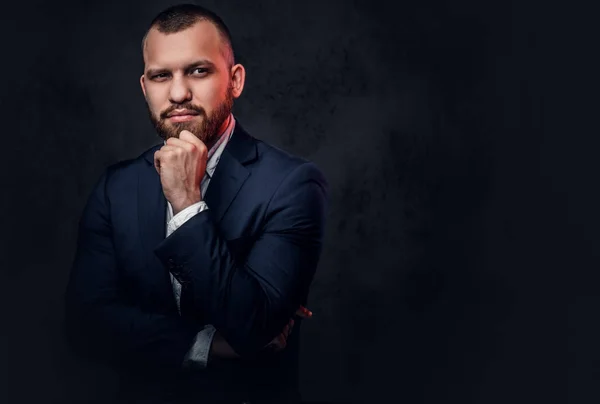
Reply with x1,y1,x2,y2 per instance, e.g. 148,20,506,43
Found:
0,0,593,403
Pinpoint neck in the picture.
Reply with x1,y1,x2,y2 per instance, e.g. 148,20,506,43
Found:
218,114,232,136
206,114,232,150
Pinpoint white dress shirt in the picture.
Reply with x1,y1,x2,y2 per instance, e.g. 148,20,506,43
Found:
163,113,236,368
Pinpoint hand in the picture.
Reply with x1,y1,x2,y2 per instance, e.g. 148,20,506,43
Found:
209,306,313,359
153,130,207,215
263,305,313,352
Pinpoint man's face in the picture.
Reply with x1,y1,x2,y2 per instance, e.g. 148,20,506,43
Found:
141,21,235,145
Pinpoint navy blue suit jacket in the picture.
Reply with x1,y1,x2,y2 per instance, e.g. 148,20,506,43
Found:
65,124,328,402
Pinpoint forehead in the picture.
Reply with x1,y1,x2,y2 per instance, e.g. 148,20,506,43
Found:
143,20,226,68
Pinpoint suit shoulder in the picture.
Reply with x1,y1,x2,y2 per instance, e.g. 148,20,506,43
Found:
234,124,325,183
109,143,158,171
253,137,319,174
101,143,160,186
249,137,329,213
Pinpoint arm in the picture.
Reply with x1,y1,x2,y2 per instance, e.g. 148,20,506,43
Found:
166,202,219,369
64,168,197,370
154,162,328,358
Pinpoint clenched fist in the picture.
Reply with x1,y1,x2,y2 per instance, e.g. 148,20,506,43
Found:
153,130,207,215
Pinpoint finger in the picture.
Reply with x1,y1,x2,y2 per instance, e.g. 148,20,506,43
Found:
295,306,313,318
165,137,204,158
179,130,206,151
282,323,290,338
159,145,179,154
271,334,287,352
179,132,208,158
179,129,195,139
156,145,182,162
284,322,292,339
300,305,312,316
277,333,287,350
265,331,280,347
153,150,163,173
166,136,196,151
265,341,279,351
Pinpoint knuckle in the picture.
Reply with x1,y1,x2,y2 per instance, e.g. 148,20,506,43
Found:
187,143,197,153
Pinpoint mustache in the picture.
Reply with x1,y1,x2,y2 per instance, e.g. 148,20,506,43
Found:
159,103,205,119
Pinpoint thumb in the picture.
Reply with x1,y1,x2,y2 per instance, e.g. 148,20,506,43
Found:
153,151,161,174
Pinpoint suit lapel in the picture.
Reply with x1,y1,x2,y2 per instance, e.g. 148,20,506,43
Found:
138,145,175,307
204,123,257,224
203,150,249,224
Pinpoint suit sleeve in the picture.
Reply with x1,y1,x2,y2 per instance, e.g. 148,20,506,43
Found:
64,167,197,370
154,162,329,357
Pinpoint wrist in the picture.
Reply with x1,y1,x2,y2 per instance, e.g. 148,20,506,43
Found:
171,193,201,215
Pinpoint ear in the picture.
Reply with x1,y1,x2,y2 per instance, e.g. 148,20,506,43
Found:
230,64,246,99
140,74,147,97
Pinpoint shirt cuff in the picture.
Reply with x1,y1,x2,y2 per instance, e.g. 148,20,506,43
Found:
167,201,208,237
182,324,217,370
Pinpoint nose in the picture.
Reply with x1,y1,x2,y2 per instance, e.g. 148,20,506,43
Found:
168,75,192,104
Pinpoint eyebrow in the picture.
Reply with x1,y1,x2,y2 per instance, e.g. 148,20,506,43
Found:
145,59,217,76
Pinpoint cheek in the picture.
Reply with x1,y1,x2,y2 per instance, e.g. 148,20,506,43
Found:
145,86,167,114
192,79,228,111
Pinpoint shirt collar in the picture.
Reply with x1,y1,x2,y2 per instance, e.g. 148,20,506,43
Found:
206,114,235,178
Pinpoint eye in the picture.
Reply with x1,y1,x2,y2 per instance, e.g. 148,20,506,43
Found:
191,67,209,76
150,73,170,81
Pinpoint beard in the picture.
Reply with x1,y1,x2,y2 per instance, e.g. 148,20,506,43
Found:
148,85,234,147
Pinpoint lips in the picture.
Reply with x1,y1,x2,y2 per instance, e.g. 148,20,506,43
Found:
167,110,199,117
166,110,200,122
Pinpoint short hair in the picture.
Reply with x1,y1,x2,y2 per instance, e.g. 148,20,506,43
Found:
141,4,235,67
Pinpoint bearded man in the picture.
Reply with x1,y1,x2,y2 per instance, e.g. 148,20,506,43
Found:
65,4,328,404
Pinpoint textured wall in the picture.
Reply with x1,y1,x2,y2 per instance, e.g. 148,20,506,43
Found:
0,0,592,403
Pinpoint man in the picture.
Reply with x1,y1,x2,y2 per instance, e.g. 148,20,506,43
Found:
65,4,328,404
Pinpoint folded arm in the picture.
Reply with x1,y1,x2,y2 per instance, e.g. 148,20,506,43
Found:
154,162,328,358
